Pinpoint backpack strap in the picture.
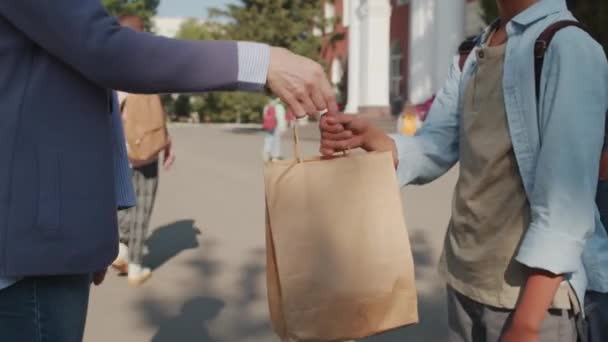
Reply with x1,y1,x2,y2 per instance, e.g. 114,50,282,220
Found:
534,20,589,102
532,21,608,181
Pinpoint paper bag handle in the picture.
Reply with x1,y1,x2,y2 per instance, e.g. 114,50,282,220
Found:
292,125,303,163
292,123,349,164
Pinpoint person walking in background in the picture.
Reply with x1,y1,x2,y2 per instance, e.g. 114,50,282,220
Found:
263,98,288,161
397,96,435,136
320,0,608,341
111,14,175,287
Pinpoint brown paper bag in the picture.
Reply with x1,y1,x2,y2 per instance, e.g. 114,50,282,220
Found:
264,128,418,342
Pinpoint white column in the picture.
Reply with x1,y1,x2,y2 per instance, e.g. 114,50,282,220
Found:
357,0,392,114
408,0,437,104
344,0,361,114
434,0,465,89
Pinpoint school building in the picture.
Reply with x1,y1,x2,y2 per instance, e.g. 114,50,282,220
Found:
320,0,486,116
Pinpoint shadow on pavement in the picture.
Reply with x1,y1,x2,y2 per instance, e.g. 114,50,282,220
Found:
137,240,272,342
359,229,449,342
138,229,447,342
149,297,225,342
228,127,263,135
144,219,201,270
137,239,227,342
231,248,273,338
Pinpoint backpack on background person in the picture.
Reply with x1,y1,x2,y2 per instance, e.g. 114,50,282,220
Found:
263,104,278,132
121,94,169,167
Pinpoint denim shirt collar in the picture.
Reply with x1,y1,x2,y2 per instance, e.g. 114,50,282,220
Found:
511,0,568,27
478,1,568,45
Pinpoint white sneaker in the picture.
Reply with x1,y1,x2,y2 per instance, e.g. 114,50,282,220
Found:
127,264,152,287
111,243,129,275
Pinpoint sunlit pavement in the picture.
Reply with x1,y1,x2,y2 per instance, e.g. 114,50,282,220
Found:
85,124,458,342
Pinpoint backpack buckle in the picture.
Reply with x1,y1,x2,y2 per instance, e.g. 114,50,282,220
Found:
534,40,548,58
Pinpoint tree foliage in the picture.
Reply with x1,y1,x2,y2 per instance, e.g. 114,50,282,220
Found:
210,0,325,61
479,0,499,24
102,0,160,30
105,0,329,123
168,0,327,123
168,19,268,123
175,19,225,41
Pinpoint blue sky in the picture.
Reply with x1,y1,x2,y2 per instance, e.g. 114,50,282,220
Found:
157,0,238,18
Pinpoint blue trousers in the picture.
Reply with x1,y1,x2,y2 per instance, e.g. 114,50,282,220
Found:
0,275,91,342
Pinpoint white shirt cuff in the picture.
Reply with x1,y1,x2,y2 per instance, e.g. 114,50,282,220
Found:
237,42,270,88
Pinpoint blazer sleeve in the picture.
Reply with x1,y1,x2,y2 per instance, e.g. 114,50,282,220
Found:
0,0,267,93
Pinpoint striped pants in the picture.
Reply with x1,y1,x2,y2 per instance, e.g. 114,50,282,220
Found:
118,161,159,265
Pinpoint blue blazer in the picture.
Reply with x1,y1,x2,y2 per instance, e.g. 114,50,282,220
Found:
0,0,260,276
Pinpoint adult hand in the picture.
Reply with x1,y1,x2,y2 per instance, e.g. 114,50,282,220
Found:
319,114,398,166
92,269,107,286
267,47,338,118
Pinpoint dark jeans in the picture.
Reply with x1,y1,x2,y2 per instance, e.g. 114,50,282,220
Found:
588,181,608,342
586,292,608,342
596,181,608,231
0,275,91,342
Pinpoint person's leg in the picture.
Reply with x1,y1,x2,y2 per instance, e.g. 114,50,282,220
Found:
113,168,137,274
117,206,134,245
481,303,512,341
487,307,577,342
0,275,91,342
113,207,135,274
0,278,40,341
118,168,136,245
586,291,608,342
37,275,91,342
263,132,273,160
271,131,282,160
447,287,485,342
128,161,159,286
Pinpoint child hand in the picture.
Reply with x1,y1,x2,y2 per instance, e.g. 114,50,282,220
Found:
319,114,398,167
318,114,370,156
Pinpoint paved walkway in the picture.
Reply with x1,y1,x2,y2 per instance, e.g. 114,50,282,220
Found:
85,125,458,342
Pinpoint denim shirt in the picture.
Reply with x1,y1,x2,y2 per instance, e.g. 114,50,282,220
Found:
391,0,608,305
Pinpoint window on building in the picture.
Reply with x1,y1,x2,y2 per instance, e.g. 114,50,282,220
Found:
390,41,403,101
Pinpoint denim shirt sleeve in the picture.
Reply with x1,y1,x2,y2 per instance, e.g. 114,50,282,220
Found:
516,28,608,274
390,57,461,187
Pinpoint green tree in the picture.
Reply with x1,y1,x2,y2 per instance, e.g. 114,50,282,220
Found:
173,94,192,118
175,19,225,40
173,0,328,123
102,0,160,30
172,19,268,123
210,0,326,62
480,0,498,24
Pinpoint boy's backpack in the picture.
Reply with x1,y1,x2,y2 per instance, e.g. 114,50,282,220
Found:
458,21,608,180
263,104,278,132
121,94,169,167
